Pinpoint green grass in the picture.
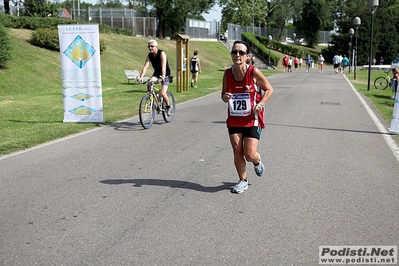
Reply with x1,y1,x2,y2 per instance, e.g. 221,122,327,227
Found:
0,28,280,155
347,68,397,125
0,29,396,155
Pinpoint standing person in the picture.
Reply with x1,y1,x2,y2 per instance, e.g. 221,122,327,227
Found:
245,54,252,65
333,54,341,74
299,57,303,69
318,54,325,73
221,40,274,194
190,51,201,88
288,57,293,72
380,56,384,65
224,31,228,42
305,54,312,73
294,56,299,70
138,39,172,115
392,67,399,99
341,55,349,74
283,54,289,73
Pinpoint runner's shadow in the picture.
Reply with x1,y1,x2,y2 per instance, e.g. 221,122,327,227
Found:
109,121,163,131
100,179,235,193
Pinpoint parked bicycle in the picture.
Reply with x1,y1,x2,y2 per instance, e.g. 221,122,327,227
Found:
374,70,392,90
138,78,175,129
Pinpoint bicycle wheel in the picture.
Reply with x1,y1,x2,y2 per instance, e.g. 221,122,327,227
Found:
162,92,175,123
374,77,389,90
139,94,155,129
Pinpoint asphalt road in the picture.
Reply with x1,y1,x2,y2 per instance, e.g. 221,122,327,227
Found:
1,67,398,266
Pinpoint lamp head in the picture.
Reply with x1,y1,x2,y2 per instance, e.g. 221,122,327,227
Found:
368,0,379,6
349,28,354,36
353,17,361,27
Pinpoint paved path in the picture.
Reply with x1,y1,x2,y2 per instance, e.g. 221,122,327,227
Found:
1,67,398,265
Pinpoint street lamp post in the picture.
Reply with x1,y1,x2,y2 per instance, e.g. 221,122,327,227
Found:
353,17,361,80
252,0,255,33
268,35,272,68
349,28,354,74
367,0,379,91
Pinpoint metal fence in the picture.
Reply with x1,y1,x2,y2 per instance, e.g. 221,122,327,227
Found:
72,8,156,37
6,5,332,43
185,19,220,40
225,23,332,44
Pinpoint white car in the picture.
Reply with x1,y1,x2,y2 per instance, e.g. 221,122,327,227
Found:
285,37,294,44
298,38,307,45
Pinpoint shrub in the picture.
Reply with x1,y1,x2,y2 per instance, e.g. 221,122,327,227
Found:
30,28,107,54
0,24,13,68
30,28,60,51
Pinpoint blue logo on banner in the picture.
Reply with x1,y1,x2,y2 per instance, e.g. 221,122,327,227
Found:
71,93,93,101
63,35,95,69
69,105,96,115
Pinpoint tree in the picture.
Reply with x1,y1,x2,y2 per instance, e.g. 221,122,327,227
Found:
147,0,216,38
4,0,10,14
373,0,399,64
327,0,399,65
297,0,329,47
267,0,300,40
220,0,271,32
24,0,58,17
219,0,303,40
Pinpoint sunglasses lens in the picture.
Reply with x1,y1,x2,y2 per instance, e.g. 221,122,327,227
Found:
231,50,246,56
148,45,154,48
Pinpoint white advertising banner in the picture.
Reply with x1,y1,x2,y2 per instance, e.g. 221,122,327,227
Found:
58,24,104,123
389,90,399,134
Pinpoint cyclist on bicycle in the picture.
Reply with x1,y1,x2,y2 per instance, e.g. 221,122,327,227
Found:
138,40,172,114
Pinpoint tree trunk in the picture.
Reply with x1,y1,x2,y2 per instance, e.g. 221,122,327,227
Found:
4,0,10,14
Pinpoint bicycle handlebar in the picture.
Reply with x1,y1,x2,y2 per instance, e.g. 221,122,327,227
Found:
136,77,160,85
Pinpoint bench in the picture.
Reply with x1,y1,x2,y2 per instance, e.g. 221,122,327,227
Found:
124,70,140,83
361,65,392,71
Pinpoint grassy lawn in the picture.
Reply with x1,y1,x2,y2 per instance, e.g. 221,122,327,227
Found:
0,29,397,155
347,68,397,125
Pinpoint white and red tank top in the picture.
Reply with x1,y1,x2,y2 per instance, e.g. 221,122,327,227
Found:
225,65,265,128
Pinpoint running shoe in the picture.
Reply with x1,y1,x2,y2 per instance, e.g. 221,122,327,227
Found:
254,154,265,177
166,105,172,116
231,179,248,194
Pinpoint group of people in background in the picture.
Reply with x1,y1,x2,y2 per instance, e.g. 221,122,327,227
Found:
282,55,305,72
367,56,385,65
282,54,314,73
332,54,349,74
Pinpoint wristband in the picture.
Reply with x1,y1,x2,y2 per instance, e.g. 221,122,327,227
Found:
258,102,265,108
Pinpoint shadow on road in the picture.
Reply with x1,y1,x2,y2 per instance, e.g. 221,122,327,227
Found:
109,120,170,131
269,123,396,135
99,179,235,193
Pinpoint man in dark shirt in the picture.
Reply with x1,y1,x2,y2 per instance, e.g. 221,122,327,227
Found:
138,39,171,113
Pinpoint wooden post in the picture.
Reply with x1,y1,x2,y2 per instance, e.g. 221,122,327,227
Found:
174,34,190,93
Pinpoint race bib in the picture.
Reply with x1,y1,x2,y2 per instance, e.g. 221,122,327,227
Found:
228,93,251,116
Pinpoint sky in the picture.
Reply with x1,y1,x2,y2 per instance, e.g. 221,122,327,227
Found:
202,4,222,22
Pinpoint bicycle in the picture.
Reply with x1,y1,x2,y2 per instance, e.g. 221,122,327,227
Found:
374,70,392,90
138,78,175,129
